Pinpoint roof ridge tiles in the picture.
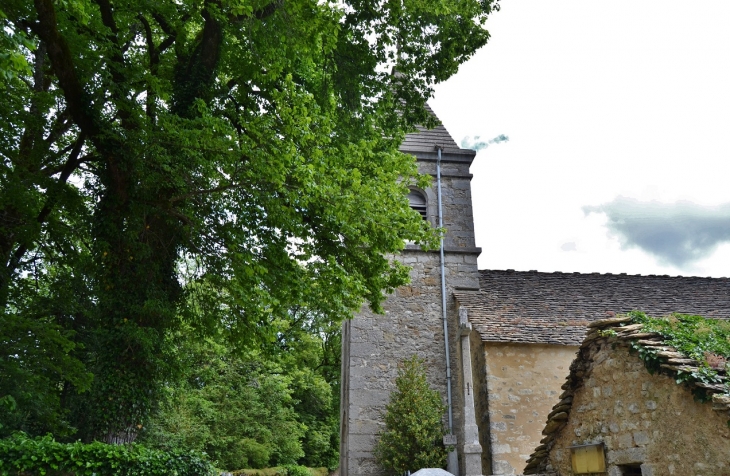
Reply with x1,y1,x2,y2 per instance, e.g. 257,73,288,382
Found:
478,268,728,279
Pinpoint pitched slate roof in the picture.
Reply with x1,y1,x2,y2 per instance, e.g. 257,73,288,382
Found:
453,269,730,346
400,104,475,156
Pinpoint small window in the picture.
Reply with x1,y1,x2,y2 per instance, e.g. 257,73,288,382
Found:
618,464,642,475
570,444,606,474
407,190,427,220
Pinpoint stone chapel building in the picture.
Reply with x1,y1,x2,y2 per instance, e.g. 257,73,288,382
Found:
339,109,730,476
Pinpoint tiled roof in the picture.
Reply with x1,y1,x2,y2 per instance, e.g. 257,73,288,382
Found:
454,269,730,346
400,104,475,156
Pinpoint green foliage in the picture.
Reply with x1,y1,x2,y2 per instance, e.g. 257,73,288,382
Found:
138,335,305,470
229,467,327,476
0,432,215,476
1,0,498,440
627,311,730,393
138,315,341,471
229,468,288,476
0,9,34,86
375,356,448,475
283,464,312,476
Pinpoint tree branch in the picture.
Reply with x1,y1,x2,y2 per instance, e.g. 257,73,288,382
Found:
151,11,175,36
138,14,158,66
254,0,282,20
7,133,86,276
33,0,98,137
169,182,244,204
94,0,119,36
230,0,282,22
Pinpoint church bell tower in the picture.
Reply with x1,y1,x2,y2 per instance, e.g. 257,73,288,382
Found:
340,105,482,476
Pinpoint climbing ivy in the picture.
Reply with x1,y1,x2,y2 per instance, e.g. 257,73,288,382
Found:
626,311,730,395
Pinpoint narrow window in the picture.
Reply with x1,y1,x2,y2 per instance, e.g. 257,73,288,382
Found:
407,190,427,220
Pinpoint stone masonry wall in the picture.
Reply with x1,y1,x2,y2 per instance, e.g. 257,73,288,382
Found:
483,343,578,475
547,340,730,476
470,327,491,474
340,150,481,476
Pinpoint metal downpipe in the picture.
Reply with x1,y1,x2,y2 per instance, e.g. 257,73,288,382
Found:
437,146,454,436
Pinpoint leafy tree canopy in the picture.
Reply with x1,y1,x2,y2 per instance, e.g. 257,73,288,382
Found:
139,315,342,471
0,0,498,441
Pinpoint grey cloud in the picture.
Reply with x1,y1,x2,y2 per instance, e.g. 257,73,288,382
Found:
584,197,730,267
561,242,577,252
461,134,509,151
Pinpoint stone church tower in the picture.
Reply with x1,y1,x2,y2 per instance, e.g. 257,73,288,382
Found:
340,107,483,476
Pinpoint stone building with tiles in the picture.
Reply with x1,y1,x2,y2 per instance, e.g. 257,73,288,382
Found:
339,109,730,476
453,270,730,475
524,316,730,476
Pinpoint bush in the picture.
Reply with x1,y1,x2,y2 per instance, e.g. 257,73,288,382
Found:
229,467,287,476
374,356,448,475
283,465,311,476
0,432,216,476
229,466,326,476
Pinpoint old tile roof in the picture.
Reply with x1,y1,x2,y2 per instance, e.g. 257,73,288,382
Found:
453,269,730,346
399,104,475,156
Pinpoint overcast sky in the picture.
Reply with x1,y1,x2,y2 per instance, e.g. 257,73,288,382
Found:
430,0,730,278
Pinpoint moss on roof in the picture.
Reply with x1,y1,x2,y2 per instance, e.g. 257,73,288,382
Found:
628,311,730,379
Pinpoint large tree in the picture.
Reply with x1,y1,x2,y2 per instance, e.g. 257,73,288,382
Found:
0,0,498,441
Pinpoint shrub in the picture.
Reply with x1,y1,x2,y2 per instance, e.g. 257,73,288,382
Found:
0,432,216,476
229,467,287,476
283,465,312,476
374,356,448,475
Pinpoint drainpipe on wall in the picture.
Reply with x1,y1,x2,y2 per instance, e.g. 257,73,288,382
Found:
436,145,458,475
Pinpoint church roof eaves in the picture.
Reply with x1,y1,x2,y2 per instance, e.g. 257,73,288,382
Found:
454,269,730,346
399,103,475,156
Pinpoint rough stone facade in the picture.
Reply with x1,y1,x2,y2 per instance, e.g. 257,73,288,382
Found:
527,318,730,476
340,122,481,476
469,328,491,474
481,343,577,475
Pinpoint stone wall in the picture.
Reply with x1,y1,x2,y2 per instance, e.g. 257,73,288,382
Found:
340,148,481,476
546,340,730,476
470,328,491,474
483,343,578,475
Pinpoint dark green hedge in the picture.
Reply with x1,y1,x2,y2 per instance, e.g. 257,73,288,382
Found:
0,433,216,476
